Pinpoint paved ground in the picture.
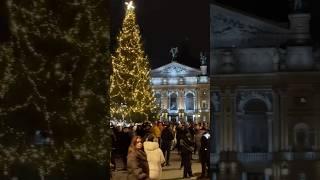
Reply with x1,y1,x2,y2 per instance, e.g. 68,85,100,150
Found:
111,150,210,180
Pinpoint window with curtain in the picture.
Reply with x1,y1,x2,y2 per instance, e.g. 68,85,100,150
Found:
185,93,194,110
294,123,311,151
170,93,177,110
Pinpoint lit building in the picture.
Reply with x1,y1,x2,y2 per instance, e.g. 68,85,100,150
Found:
150,50,210,125
209,2,320,180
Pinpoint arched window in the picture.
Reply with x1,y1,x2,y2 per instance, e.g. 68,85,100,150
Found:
170,93,177,110
185,93,194,110
155,93,161,107
294,123,311,151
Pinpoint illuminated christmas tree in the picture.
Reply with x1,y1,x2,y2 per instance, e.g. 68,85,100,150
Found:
0,0,110,179
110,1,157,122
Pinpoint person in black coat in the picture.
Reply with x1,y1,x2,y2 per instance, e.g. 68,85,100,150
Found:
119,127,132,170
180,126,194,178
199,129,210,178
160,123,174,166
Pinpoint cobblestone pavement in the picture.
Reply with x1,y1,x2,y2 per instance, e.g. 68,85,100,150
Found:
111,150,210,180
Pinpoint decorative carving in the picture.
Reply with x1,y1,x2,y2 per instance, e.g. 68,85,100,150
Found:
161,65,187,75
213,13,273,35
236,90,273,112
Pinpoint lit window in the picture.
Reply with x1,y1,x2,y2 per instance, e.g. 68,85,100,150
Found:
186,93,194,110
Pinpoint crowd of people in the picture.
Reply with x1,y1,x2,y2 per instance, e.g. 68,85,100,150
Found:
110,120,211,179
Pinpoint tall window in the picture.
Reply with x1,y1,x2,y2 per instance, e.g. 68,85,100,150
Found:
186,93,194,110
155,93,161,107
242,99,268,152
202,100,207,109
170,93,177,110
294,123,312,151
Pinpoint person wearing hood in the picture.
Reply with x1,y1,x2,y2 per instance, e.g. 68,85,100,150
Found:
143,134,165,180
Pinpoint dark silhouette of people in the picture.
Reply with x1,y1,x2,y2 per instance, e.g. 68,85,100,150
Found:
160,123,174,166
199,129,210,178
180,124,194,178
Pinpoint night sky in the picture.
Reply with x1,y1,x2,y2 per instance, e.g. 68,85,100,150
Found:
1,0,319,69
111,0,320,69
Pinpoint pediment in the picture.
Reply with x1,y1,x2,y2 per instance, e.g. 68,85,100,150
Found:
151,62,201,77
210,3,291,48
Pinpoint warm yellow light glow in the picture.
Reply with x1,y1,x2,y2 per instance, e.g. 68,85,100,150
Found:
1,0,110,177
125,1,135,10
110,1,157,122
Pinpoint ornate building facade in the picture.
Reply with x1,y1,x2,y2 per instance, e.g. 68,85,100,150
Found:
209,2,320,180
150,53,210,124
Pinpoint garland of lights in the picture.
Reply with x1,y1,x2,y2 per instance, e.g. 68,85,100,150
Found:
0,0,110,178
110,1,157,122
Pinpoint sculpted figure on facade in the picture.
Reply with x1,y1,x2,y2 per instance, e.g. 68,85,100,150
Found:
200,52,207,65
294,0,303,11
291,0,308,12
170,47,178,61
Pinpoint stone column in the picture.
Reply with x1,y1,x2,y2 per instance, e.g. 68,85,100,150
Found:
220,91,227,152
230,91,236,152
237,114,244,152
194,89,197,114
273,90,280,151
221,88,236,152
267,113,273,152
279,89,289,151
162,91,168,110
178,89,184,110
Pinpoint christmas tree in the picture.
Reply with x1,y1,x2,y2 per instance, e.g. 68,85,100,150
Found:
110,1,157,122
0,0,110,179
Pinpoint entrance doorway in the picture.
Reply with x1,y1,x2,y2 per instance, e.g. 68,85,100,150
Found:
247,172,264,180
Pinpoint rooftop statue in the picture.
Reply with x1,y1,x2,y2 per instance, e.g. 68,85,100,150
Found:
170,47,178,61
200,52,207,65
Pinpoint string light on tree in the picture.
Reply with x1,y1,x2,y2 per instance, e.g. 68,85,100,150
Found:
0,0,110,178
110,0,158,123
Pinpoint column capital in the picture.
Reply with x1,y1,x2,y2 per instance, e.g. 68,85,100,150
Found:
273,86,288,96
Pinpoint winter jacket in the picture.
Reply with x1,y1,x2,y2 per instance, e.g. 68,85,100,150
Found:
199,131,210,162
143,141,165,180
180,129,194,154
127,149,150,180
161,127,174,149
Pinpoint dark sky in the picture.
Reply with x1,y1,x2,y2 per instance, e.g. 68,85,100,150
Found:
111,0,320,69
1,0,319,69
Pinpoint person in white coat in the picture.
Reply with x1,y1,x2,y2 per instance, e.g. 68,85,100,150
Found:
143,134,166,180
